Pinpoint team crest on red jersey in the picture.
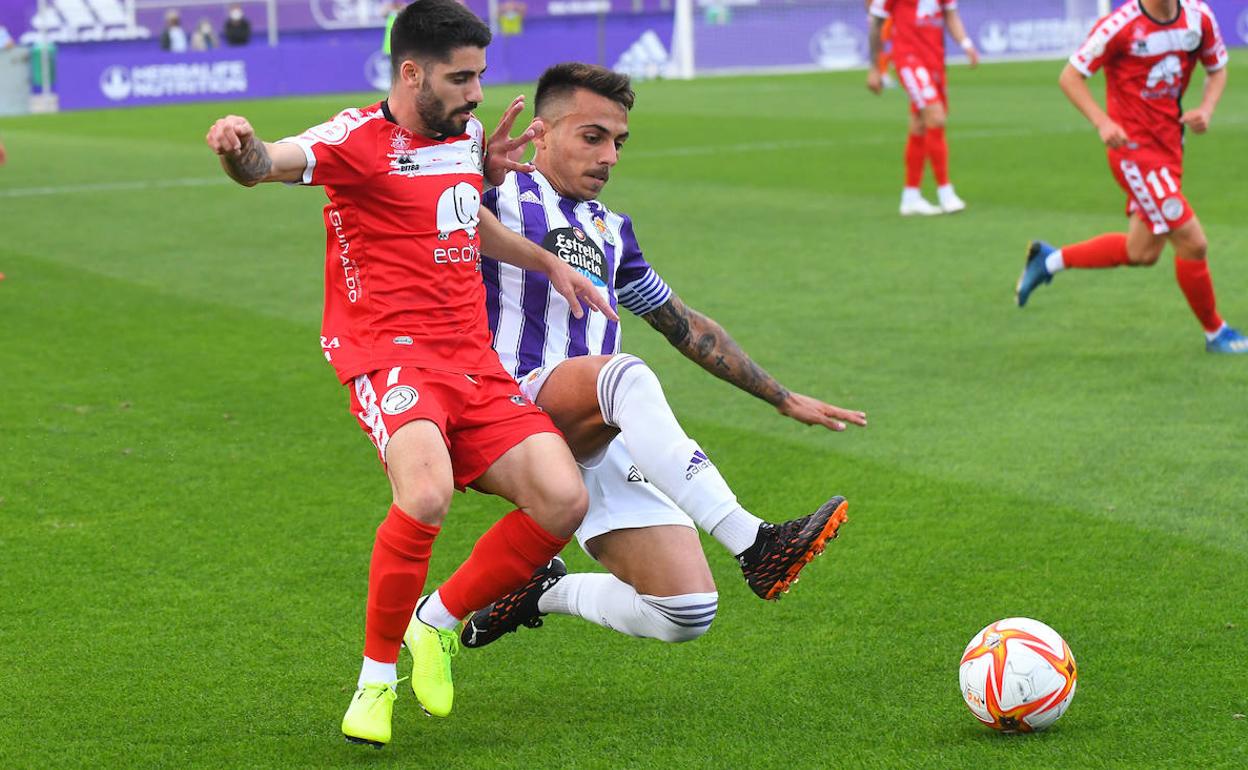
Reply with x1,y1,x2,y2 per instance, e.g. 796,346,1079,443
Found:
390,127,413,152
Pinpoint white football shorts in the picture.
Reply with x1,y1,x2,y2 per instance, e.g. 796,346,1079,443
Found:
517,361,696,555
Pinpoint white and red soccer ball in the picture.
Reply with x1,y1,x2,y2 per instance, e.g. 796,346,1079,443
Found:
959,617,1078,732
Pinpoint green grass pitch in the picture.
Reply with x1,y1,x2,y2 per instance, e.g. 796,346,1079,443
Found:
2,56,1247,767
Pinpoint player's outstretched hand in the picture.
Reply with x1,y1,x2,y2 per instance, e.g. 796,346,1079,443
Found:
866,70,883,95
206,115,255,156
485,95,543,186
1180,108,1212,134
778,392,867,432
547,261,619,322
1095,119,1129,149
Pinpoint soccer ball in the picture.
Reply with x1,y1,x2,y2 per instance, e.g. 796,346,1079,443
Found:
959,617,1077,732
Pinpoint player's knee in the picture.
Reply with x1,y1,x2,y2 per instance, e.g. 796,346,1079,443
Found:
598,353,663,426
1128,241,1164,266
392,485,452,525
534,476,589,538
640,593,718,643
1179,235,1208,262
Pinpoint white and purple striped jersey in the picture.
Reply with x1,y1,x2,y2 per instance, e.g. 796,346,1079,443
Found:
482,169,672,379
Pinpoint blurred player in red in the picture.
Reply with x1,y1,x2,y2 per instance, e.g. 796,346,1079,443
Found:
1016,0,1245,354
865,0,895,88
867,0,978,216
205,0,617,748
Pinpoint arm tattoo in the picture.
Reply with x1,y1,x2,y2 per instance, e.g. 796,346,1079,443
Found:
224,136,273,185
643,294,791,407
642,295,692,348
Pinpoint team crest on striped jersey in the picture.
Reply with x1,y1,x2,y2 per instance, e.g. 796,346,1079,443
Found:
592,216,616,245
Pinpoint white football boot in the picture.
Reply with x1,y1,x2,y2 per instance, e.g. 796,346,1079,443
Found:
938,185,967,214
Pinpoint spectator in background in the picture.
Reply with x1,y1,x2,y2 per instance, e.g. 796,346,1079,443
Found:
191,18,218,50
0,25,14,49
382,2,405,54
223,3,251,46
161,10,188,52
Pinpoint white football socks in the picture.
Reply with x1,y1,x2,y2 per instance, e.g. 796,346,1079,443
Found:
538,573,717,643
414,591,459,630
1045,249,1066,274
357,656,397,688
597,355,763,555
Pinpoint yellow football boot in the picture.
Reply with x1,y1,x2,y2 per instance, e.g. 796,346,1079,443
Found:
341,680,401,748
404,616,459,717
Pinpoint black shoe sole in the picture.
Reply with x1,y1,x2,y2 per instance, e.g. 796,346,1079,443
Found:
344,735,385,749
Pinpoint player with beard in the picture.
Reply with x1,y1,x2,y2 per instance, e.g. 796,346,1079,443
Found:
459,63,866,652
205,0,616,748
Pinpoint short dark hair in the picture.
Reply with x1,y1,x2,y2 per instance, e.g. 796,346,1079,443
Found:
534,63,635,117
390,0,492,73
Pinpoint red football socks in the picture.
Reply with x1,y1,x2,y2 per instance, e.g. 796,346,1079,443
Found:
437,509,570,620
363,505,439,663
926,127,950,186
1174,257,1224,333
1061,233,1130,269
905,132,926,188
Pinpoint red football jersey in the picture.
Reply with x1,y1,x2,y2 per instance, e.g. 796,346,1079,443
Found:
870,0,957,69
280,101,497,383
1070,0,1228,155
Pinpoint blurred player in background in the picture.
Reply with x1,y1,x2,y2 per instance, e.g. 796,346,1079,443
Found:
205,0,616,748
1016,0,1245,354
866,0,895,89
867,0,978,216
458,63,866,652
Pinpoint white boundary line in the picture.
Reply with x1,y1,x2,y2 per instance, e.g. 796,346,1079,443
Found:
0,176,231,198
9,118,1245,199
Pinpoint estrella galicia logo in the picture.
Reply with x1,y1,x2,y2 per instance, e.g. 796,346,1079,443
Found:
380,385,419,415
365,50,391,91
100,66,132,101
543,227,607,287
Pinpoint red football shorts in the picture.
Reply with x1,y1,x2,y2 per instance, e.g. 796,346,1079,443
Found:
1108,148,1194,235
896,56,946,113
349,365,559,489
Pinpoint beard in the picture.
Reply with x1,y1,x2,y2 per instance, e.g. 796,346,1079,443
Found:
416,83,475,137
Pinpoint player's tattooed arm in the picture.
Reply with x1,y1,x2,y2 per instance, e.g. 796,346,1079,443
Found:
643,293,790,407
644,293,868,431
222,135,274,185
205,115,306,185
865,7,884,94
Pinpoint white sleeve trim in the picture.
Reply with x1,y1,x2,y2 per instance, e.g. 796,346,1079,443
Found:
1068,55,1093,78
277,137,317,186
1205,57,1228,73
